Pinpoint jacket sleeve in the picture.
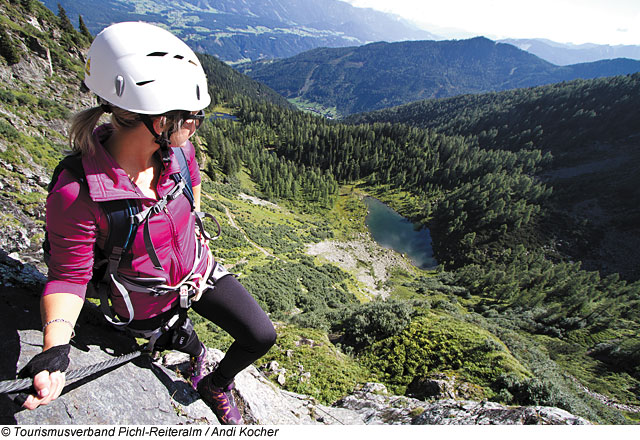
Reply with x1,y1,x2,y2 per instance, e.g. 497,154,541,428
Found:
42,170,102,299
184,140,202,187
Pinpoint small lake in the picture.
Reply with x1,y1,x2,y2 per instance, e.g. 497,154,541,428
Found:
364,197,437,269
210,112,239,121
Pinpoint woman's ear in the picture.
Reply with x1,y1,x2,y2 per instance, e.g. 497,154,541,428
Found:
152,116,167,135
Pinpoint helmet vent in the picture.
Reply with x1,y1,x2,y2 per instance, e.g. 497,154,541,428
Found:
188,60,198,66
174,55,184,60
147,52,168,57
115,75,125,97
196,85,201,100
136,80,155,86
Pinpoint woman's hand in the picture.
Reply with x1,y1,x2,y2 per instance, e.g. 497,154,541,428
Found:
19,293,83,409
18,343,71,410
22,370,66,410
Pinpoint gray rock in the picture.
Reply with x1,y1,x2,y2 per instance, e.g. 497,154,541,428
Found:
333,383,424,424
412,400,590,425
408,374,457,399
9,331,216,425
335,386,590,425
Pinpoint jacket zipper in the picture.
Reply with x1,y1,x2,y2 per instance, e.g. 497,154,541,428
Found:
163,203,185,276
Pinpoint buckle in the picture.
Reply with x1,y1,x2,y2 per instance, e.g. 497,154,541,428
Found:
179,284,191,308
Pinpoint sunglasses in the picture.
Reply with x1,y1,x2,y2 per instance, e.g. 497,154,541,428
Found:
179,109,205,131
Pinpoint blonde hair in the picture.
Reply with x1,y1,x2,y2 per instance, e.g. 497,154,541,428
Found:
69,103,185,155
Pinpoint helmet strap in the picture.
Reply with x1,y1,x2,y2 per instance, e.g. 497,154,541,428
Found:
140,115,172,163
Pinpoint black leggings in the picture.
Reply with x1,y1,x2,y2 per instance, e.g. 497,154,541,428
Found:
190,275,276,387
129,275,276,387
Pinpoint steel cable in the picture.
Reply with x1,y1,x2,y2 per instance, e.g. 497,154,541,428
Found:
0,349,145,394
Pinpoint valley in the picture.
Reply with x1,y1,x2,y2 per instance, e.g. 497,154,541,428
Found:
40,0,434,63
0,0,638,426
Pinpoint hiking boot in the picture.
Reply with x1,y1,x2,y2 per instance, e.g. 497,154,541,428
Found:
198,376,243,425
188,344,207,390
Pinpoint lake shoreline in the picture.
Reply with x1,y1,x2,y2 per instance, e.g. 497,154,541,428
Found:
364,196,437,270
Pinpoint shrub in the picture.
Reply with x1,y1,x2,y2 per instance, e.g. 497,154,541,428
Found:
0,120,20,141
493,373,581,410
590,340,640,379
361,312,531,396
335,299,413,351
0,27,20,65
0,89,16,104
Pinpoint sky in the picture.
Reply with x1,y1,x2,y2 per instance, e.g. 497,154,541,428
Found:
340,0,640,46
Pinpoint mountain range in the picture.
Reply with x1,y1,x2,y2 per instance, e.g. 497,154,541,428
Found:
40,0,640,69
499,38,640,66
41,0,435,63
239,37,640,116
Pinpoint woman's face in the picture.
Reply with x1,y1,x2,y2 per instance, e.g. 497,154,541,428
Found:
169,110,204,146
169,123,195,147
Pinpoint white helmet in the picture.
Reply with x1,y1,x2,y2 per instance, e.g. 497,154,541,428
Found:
84,21,211,114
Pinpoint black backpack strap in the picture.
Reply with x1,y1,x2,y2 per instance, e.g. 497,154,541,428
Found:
95,198,141,327
46,153,85,192
100,199,140,261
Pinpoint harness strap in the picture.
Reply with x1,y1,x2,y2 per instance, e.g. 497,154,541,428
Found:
172,146,194,209
98,246,136,327
143,221,163,270
195,211,221,242
145,312,181,353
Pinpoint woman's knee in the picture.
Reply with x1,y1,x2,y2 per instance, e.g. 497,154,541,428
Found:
251,321,277,355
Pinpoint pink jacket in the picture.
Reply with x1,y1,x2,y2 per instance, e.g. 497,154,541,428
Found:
43,124,209,320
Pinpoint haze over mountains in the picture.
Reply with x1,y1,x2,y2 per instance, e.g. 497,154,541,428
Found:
500,38,640,66
43,0,640,66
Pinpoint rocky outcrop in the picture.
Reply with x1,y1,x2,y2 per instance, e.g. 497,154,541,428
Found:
0,253,590,425
336,384,589,425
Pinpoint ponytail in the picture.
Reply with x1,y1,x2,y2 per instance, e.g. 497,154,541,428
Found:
69,103,144,155
69,106,105,155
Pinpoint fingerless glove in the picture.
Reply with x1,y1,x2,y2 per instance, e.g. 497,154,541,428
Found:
19,344,71,378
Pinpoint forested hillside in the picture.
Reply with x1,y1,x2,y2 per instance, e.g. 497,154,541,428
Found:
346,74,640,280
198,53,294,109
197,94,639,423
240,37,640,117
1,0,638,425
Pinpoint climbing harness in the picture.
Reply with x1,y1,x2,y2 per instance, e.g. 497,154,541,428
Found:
25,135,228,398
45,146,222,329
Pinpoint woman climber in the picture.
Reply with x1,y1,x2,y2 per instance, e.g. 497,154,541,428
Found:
19,21,276,425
